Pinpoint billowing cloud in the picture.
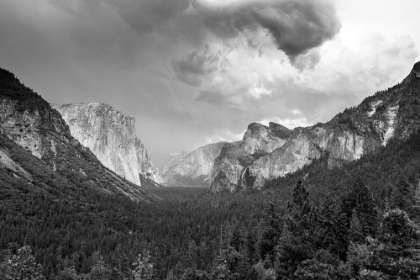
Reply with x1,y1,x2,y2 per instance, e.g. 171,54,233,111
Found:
0,0,418,154
99,0,341,63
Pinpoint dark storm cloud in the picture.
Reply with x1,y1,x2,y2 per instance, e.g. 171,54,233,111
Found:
172,50,219,87
196,0,340,62
251,0,340,61
103,0,340,62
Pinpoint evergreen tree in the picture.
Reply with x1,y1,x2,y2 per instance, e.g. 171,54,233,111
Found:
259,203,283,262
277,179,318,279
2,246,45,280
132,250,154,280
89,252,111,280
341,178,378,240
370,209,420,278
54,266,78,280
393,176,414,213
316,196,348,260
294,250,338,280
349,210,364,244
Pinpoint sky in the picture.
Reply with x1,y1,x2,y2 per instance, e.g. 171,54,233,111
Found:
0,0,419,154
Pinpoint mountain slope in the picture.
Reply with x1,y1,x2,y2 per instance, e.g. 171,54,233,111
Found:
163,142,227,186
52,103,164,186
211,61,420,192
0,67,157,201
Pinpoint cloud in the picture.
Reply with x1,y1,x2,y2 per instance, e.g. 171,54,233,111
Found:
97,0,341,64
172,48,220,86
106,0,191,33
0,0,418,154
260,116,311,129
193,90,226,106
194,0,341,63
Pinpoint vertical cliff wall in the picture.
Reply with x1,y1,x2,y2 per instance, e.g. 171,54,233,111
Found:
52,103,162,186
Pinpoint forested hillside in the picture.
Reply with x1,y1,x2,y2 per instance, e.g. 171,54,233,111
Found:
2,129,420,279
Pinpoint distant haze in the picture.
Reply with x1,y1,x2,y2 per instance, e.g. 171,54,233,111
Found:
0,0,419,153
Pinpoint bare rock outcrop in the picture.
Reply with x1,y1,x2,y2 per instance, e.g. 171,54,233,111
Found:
52,103,163,186
210,123,292,192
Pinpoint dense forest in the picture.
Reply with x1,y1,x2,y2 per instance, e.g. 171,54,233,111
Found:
2,127,420,279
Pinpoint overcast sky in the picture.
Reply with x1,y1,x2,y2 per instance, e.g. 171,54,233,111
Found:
0,0,419,154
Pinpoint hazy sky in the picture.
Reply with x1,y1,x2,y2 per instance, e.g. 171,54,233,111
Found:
0,0,419,154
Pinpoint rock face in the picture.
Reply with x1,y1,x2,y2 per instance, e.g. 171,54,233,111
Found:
52,103,163,186
210,123,292,192
210,61,420,192
163,142,227,186
0,68,156,201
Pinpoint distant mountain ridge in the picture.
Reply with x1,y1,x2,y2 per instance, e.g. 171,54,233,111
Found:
151,150,188,175
0,67,157,201
52,102,164,187
164,122,292,187
210,61,420,192
163,142,227,186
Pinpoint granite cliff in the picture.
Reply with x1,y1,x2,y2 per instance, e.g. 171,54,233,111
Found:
209,122,292,192
163,142,227,186
210,61,420,192
0,68,156,201
52,103,163,186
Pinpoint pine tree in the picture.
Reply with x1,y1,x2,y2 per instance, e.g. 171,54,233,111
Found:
316,196,348,260
393,176,415,213
341,178,378,239
132,250,154,280
370,209,420,278
2,245,45,280
277,179,318,279
55,266,78,280
89,252,111,280
349,210,364,244
259,202,283,262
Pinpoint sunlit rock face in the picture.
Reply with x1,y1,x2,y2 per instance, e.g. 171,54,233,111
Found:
163,142,227,186
210,61,420,192
52,103,162,186
210,123,292,192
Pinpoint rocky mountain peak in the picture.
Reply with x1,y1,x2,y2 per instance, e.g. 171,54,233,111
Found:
241,122,291,156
